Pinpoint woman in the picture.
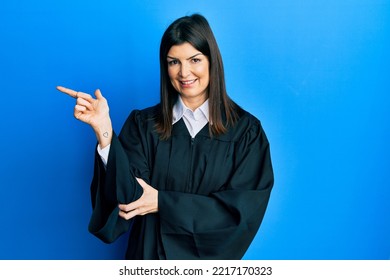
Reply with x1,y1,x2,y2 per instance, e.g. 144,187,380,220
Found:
58,14,274,260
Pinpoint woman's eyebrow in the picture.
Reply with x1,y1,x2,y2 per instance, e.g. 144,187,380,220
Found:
187,53,203,60
167,53,203,60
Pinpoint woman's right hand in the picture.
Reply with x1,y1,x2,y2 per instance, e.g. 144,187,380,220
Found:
57,86,113,148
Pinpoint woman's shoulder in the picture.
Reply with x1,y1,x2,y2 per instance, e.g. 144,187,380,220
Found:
121,104,160,133
235,106,263,131
131,104,160,119
236,106,261,125
124,104,159,127
220,106,264,142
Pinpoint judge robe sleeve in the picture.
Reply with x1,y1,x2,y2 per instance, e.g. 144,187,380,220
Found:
158,120,274,259
88,110,146,243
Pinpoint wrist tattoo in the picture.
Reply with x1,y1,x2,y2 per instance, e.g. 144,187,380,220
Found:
103,132,109,138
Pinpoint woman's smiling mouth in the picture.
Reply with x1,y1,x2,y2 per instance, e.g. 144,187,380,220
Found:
180,79,197,86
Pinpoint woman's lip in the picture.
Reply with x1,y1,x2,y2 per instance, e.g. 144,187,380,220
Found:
180,79,197,85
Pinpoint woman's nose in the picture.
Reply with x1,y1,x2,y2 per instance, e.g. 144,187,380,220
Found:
179,62,191,77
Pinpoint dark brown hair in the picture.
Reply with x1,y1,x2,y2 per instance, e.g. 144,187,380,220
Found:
156,14,239,140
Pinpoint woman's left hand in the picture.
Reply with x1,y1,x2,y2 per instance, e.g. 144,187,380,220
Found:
118,178,159,220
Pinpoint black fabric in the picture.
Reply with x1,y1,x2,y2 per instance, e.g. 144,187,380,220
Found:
88,104,274,259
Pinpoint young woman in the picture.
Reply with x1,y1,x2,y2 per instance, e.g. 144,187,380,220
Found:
58,14,274,260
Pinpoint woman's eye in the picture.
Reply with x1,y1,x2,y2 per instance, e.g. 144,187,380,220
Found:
192,58,201,63
168,60,178,66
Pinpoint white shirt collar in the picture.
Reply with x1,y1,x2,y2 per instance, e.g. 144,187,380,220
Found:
172,96,209,125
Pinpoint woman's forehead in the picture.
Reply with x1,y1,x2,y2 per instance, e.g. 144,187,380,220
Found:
167,42,202,58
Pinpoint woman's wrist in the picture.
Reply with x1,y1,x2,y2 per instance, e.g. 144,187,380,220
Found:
94,118,113,148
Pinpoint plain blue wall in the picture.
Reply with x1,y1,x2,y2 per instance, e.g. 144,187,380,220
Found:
0,0,389,259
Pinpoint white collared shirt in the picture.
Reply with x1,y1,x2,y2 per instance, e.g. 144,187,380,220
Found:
172,96,209,138
98,96,210,165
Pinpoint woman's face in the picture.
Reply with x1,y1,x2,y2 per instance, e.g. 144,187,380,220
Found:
167,42,210,109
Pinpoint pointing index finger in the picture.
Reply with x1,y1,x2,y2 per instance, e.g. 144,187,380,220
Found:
56,86,78,98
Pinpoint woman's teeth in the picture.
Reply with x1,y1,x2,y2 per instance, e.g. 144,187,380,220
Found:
181,79,196,85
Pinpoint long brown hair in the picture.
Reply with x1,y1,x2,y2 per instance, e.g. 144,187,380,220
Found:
156,14,239,140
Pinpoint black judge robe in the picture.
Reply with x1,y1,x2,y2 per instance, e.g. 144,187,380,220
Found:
88,104,274,259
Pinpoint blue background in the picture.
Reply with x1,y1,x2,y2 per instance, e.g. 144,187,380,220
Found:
0,0,389,260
